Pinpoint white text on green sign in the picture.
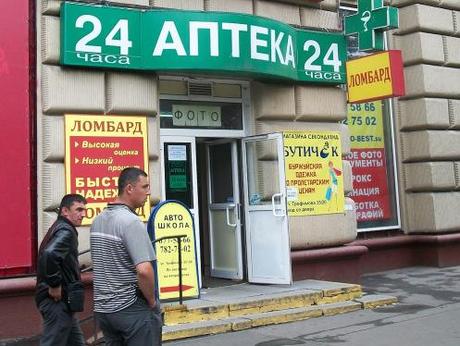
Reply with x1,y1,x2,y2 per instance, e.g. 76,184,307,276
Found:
61,2,347,84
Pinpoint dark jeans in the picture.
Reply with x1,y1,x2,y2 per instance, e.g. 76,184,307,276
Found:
38,298,85,346
95,298,162,346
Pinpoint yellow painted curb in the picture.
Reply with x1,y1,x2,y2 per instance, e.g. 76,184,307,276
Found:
322,302,362,316
164,305,229,325
322,284,362,298
162,303,187,312
250,307,323,327
228,292,322,316
231,319,253,331
163,322,232,341
161,295,397,342
317,291,362,304
360,297,398,309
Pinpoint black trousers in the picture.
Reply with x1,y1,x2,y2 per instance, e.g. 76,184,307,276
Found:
95,298,162,346
38,298,85,346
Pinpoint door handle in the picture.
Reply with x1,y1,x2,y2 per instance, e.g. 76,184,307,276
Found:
226,204,237,227
271,193,285,217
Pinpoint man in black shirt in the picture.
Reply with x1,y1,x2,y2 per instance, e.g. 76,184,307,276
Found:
35,194,87,346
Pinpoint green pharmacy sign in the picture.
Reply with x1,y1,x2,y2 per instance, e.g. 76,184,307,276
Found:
344,0,399,51
61,2,347,84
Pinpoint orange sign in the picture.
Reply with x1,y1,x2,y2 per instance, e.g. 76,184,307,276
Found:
346,50,405,103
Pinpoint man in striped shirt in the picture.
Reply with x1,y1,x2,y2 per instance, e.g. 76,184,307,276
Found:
90,167,162,345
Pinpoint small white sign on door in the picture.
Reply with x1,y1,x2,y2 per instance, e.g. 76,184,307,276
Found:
168,145,187,161
286,187,298,201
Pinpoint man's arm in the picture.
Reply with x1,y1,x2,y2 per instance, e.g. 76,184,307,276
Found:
136,261,156,308
42,228,73,301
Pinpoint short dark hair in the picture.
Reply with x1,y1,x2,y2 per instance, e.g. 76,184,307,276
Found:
118,167,147,195
58,194,87,215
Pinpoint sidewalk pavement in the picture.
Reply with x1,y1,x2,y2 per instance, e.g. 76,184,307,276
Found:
166,266,460,345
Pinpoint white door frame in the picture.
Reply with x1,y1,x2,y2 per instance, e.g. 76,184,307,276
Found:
160,136,202,287
206,140,243,279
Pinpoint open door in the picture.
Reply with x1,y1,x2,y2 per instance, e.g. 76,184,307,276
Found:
242,133,292,284
206,140,243,279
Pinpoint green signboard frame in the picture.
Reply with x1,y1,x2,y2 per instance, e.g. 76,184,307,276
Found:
61,2,347,84
344,0,398,51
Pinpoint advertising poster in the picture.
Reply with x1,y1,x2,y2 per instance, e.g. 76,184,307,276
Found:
148,201,199,301
65,115,149,225
345,101,391,222
284,131,344,216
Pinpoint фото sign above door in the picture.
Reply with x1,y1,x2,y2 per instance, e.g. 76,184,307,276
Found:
172,104,222,128
61,2,347,84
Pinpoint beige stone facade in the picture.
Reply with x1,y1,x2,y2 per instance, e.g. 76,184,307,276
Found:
37,0,355,260
36,0,460,269
388,1,460,233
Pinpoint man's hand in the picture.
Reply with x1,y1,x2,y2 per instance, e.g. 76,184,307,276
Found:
148,299,157,309
136,262,156,309
48,285,62,301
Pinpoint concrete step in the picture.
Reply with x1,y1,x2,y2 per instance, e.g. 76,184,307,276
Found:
163,280,363,326
88,280,396,343
162,295,397,341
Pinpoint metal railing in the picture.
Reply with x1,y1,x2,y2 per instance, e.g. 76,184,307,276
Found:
152,234,187,304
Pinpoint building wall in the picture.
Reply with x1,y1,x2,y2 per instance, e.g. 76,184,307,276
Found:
389,0,460,233
37,0,358,256
39,0,161,262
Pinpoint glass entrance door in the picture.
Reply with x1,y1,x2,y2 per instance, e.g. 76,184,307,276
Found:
242,133,292,284
160,136,201,285
206,140,243,280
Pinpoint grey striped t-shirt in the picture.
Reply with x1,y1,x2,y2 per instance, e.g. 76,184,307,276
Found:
90,204,156,313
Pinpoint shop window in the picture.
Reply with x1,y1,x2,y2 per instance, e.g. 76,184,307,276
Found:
159,80,242,98
163,143,194,208
209,143,234,204
213,83,242,98
159,80,188,95
340,6,401,231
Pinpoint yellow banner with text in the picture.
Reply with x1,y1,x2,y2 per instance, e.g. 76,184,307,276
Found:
284,131,344,216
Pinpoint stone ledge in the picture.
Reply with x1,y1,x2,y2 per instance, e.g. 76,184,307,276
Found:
351,233,460,249
291,245,368,262
291,245,368,283
321,301,362,316
4,235,460,297
355,294,398,309
350,233,460,272
0,272,93,296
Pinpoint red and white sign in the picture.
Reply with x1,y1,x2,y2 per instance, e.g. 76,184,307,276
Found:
346,101,392,222
348,148,392,221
